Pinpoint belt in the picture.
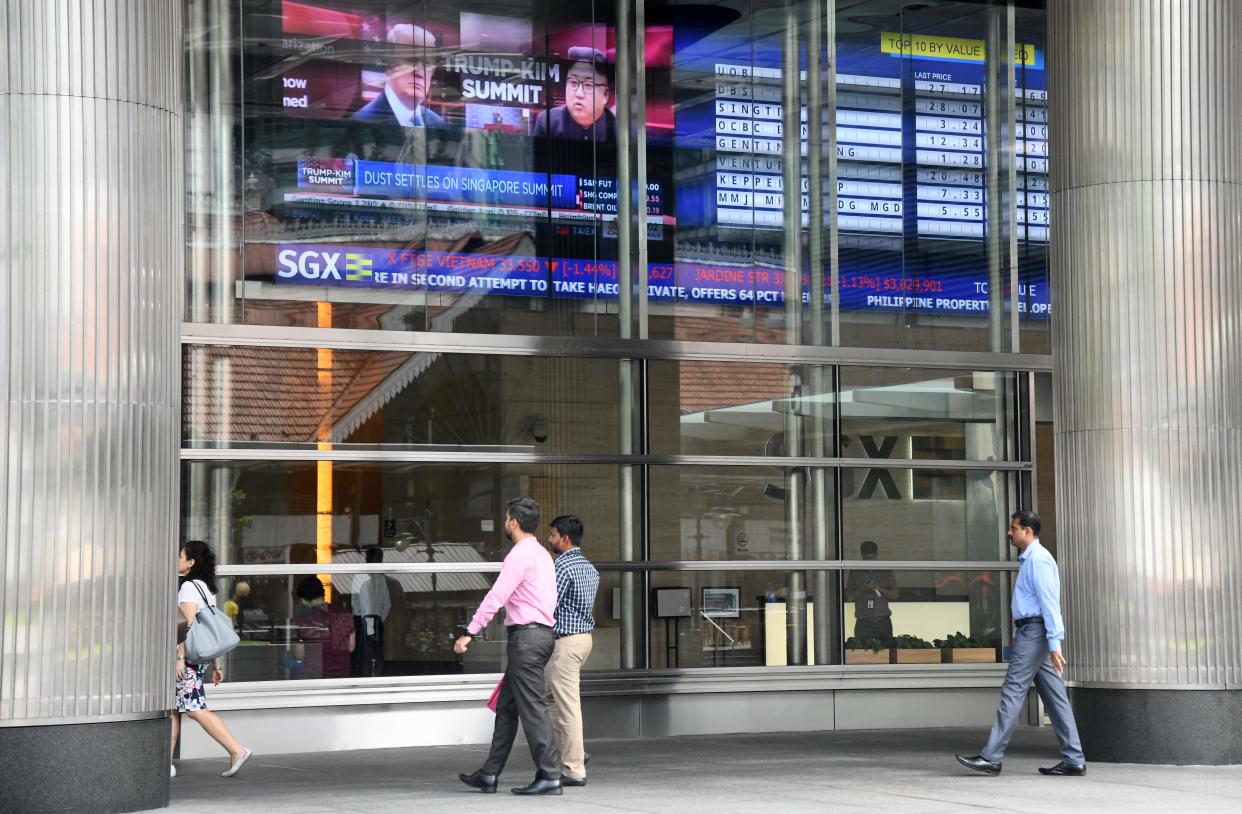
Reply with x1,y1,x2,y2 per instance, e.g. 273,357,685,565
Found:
1014,616,1044,627
555,631,593,639
506,622,552,632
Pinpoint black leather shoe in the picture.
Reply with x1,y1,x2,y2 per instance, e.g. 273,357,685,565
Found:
1039,761,1086,776
561,775,587,787
459,770,498,793
956,754,1002,776
511,775,562,795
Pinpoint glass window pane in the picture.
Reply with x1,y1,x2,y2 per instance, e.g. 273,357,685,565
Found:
215,565,625,682
214,573,499,681
1034,372,1055,555
1016,3,1051,354
183,346,620,452
649,570,836,668
832,2,1040,351
648,361,833,456
648,465,833,561
843,569,1005,662
656,0,828,345
185,0,242,325
586,570,629,671
841,468,1014,561
839,368,1017,462
182,460,624,564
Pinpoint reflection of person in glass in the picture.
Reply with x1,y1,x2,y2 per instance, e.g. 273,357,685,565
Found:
845,540,898,644
351,547,392,677
221,579,251,633
352,23,445,127
531,47,615,142
288,576,355,679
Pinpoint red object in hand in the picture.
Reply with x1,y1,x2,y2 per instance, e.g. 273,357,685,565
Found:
486,677,504,713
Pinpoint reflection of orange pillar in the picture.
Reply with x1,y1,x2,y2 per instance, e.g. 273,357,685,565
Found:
316,303,333,601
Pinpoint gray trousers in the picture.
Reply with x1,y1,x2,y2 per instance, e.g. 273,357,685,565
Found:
982,621,1085,765
482,626,562,778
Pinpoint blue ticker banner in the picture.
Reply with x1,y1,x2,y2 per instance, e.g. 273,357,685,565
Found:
295,158,665,218
274,243,1050,317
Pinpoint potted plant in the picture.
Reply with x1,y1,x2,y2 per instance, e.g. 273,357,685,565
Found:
934,632,998,664
891,634,940,664
844,636,890,664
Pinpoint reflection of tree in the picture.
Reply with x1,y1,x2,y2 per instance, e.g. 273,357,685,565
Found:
185,476,252,550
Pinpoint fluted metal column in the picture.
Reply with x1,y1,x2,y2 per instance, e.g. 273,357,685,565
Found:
1050,0,1242,764
0,0,182,809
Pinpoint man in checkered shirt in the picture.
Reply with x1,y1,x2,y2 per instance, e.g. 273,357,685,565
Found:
543,515,600,786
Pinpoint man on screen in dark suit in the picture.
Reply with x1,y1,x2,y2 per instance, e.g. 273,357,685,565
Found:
531,46,616,142
353,23,445,128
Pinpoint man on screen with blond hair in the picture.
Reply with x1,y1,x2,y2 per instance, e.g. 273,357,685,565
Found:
353,23,444,127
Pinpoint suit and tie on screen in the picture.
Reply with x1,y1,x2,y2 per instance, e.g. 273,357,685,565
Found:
352,22,445,128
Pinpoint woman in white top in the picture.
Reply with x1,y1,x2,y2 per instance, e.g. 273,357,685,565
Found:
173,540,252,778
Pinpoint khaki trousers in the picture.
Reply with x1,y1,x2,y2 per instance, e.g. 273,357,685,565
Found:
544,632,593,778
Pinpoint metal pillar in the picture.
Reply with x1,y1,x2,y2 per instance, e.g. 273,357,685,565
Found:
781,0,807,665
0,1,183,809
1050,0,1242,764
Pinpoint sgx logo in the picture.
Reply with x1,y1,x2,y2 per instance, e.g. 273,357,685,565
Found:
277,248,372,281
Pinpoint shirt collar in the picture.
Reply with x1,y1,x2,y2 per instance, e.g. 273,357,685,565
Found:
556,546,582,561
1018,539,1043,561
384,84,422,126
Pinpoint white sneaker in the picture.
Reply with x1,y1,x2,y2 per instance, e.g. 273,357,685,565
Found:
221,747,252,778
170,764,177,778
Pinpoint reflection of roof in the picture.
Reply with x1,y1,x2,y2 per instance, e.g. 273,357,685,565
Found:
332,543,493,594
671,314,789,345
184,346,410,444
677,360,793,415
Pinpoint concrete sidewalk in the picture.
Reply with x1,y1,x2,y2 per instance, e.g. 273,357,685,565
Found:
157,727,1242,813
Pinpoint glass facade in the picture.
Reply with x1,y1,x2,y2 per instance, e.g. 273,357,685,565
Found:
183,0,1049,687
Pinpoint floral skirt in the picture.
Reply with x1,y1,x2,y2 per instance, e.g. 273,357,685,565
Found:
175,663,210,712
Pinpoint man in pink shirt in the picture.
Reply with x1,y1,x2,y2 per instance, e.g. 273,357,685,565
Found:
455,497,563,796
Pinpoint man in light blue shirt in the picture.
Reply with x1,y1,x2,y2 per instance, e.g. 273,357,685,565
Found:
957,510,1086,777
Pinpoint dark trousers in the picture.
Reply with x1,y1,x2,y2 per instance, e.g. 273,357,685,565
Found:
854,615,893,644
482,626,562,778
351,616,384,677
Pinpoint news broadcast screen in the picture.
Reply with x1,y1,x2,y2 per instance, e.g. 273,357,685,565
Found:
243,1,1047,318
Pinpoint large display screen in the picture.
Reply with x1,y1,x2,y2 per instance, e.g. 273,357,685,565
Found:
247,2,1048,319
673,25,1048,317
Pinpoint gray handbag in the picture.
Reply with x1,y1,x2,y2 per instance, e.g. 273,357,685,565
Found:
183,580,240,663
